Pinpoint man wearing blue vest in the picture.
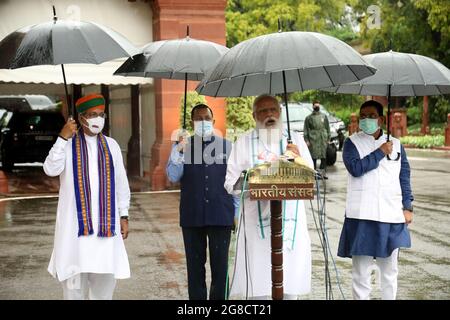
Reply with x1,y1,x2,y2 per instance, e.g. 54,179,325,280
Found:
166,104,234,300
338,100,414,300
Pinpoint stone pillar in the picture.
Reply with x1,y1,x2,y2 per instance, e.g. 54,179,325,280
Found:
150,0,227,190
421,96,430,135
391,112,402,138
348,113,359,136
101,84,111,136
390,108,408,137
445,114,450,147
127,85,141,177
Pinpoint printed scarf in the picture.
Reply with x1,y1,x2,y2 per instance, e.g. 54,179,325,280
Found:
72,130,116,237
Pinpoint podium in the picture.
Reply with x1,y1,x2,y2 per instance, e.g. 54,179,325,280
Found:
244,158,315,300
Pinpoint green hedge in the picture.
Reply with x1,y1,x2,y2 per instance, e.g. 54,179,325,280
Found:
400,135,445,148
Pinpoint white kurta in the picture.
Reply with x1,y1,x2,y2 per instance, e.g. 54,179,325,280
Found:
225,129,314,298
44,135,131,282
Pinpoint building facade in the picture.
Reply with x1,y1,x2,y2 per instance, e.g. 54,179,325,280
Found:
0,0,228,190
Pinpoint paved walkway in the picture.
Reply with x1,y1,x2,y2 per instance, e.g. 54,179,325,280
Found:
0,150,449,299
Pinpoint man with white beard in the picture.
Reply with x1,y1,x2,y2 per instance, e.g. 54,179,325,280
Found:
224,94,314,299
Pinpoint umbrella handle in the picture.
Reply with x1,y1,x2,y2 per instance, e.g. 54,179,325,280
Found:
387,152,400,161
61,64,73,117
281,70,292,142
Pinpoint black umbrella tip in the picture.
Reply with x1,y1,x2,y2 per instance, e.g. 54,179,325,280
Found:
52,5,57,21
186,25,191,40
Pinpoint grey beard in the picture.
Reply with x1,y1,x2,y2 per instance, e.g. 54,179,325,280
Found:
256,119,283,144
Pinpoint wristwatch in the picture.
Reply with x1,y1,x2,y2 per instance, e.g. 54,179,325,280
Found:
120,216,129,220
403,206,413,212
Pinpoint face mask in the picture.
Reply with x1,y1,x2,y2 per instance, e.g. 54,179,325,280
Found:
82,116,105,135
359,118,379,135
194,120,213,137
313,105,320,112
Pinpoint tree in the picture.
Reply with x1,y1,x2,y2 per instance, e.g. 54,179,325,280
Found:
354,0,449,67
354,0,449,125
226,0,358,47
225,96,255,141
225,0,361,135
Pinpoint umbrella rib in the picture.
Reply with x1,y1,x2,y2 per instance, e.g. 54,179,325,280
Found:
323,66,336,87
269,73,272,95
239,76,247,97
408,54,427,87
75,25,102,63
411,84,417,97
88,22,129,62
214,80,223,97
347,65,360,81
297,69,304,92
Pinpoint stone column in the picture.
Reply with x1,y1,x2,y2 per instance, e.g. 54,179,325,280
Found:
348,113,359,136
445,114,450,147
421,96,430,135
127,85,141,176
149,0,227,190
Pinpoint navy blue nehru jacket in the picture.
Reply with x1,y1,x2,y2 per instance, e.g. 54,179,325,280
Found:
166,135,234,227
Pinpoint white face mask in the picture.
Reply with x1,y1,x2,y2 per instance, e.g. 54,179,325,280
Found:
82,116,105,135
193,120,213,137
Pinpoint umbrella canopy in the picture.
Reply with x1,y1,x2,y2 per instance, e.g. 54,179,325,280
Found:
0,21,139,68
196,31,376,141
115,28,229,128
324,50,450,96
0,7,139,115
115,37,228,80
322,50,450,146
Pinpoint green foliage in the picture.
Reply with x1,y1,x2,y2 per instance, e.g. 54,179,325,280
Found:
406,104,422,126
407,123,444,136
225,0,450,136
400,135,444,148
354,0,449,67
405,96,450,126
332,106,361,127
431,96,450,124
226,0,358,47
225,96,255,140
179,91,207,132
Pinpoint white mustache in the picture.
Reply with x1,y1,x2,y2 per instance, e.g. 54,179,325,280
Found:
264,117,277,126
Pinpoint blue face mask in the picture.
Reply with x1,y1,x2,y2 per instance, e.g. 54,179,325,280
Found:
359,118,379,135
194,120,213,137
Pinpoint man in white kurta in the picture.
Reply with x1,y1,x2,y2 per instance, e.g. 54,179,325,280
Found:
44,94,130,300
225,95,314,299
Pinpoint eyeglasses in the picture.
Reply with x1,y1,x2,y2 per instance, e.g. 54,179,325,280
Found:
256,107,279,115
359,114,379,119
82,112,107,119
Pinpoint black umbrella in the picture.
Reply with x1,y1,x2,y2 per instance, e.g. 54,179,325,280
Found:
0,6,139,116
196,24,376,143
323,50,450,159
115,26,228,129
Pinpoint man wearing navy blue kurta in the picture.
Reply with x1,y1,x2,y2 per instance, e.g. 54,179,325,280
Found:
338,100,414,300
166,104,234,300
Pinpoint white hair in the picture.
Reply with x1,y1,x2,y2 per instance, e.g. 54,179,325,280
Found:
252,94,280,112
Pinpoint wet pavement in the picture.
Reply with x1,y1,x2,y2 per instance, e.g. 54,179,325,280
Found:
0,148,449,300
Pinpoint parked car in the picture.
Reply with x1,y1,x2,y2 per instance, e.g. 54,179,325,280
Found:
0,95,59,112
281,102,347,166
0,110,65,171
